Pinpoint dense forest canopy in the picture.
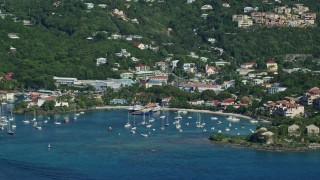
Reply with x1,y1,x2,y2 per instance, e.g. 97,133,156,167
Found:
0,0,319,89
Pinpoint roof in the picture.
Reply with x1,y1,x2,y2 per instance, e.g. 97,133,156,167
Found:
206,66,217,71
308,87,320,95
241,62,256,65
42,97,56,101
149,75,168,79
133,42,141,47
289,124,300,129
184,83,219,88
223,98,235,103
306,124,319,129
0,90,9,94
267,60,277,64
135,63,146,67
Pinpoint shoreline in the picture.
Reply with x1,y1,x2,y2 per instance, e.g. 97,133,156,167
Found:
209,140,320,152
95,106,255,120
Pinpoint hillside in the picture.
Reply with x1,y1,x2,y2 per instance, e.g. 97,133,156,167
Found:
0,0,320,89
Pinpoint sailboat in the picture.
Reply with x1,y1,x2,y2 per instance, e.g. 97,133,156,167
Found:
9,108,14,122
160,117,165,130
12,116,16,129
146,114,152,128
124,112,131,128
54,116,61,125
141,113,146,125
32,110,36,122
7,121,14,135
131,115,137,131
196,113,204,128
23,113,30,124
164,109,169,126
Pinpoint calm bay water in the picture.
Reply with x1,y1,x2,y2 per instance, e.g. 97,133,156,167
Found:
0,108,319,179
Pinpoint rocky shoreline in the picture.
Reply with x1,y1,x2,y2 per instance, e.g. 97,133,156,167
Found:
209,139,320,152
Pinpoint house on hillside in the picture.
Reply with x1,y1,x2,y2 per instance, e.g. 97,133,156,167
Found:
133,42,146,50
300,87,320,106
306,124,319,136
96,57,107,66
241,62,257,69
135,64,150,72
205,65,218,76
266,60,278,72
0,90,14,101
288,124,300,137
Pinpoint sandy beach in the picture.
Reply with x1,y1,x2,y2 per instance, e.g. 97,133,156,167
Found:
95,106,253,120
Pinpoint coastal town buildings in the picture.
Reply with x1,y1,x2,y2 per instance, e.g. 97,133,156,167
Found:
267,100,304,118
233,4,316,28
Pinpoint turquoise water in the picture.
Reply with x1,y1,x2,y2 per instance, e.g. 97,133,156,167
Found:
0,108,319,179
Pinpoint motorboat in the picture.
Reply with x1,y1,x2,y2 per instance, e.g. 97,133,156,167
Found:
250,120,259,123
226,116,240,122
211,117,218,120
141,133,148,138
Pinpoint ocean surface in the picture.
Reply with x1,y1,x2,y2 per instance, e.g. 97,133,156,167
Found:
0,106,319,180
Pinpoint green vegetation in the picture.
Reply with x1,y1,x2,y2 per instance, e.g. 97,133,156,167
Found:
0,0,319,90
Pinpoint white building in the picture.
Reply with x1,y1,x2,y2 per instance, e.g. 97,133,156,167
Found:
96,57,107,66
53,76,78,86
268,86,287,94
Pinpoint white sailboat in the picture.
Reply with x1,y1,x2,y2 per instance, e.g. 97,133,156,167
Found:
12,117,16,129
54,116,61,125
131,115,137,131
7,120,14,135
32,110,36,122
196,113,204,128
165,111,169,126
23,113,30,124
124,112,131,128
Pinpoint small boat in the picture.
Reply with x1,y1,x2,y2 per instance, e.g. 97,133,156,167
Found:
146,124,152,128
211,117,218,120
211,127,215,130
141,133,148,138
54,122,61,125
175,123,181,129
149,118,155,123
229,123,232,127
7,129,14,135
64,118,70,123
160,126,164,130
33,122,38,127
108,127,112,131
217,121,222,124
124,123,131,128
250,120,258,123
185,122,189,126
12,124,16,129
131,130,136,134
188,116,192,119
225,128,230,131
226,116,240,122
179,129,183,132
48,144,51,148
218,130,222,133
35,126,42,130
23,120,30,124
174,115,182,120
75,113,80,116
80,111,85,114
203,129,207,132
131,126,137,131
177,110,187,114
160,115,165,119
